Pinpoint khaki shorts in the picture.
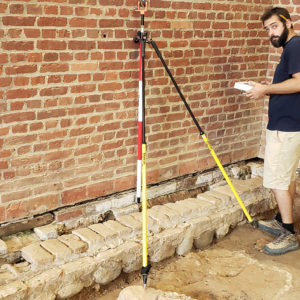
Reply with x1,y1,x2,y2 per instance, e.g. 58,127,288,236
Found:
263,130,300,190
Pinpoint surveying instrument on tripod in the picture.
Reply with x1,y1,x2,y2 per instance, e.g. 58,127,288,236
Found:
133,0,256,288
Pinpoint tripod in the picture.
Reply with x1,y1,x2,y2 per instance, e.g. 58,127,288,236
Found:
134,0,256,288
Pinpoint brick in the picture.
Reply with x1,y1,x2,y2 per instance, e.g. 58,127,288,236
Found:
2,16,35,26
70,17,97,27
38,17,67,27
34,224,57,240
72,228,106,253
21,242,54,269
6,201,28,221
68,41,95,50
37,40,66,50
87,181,113,198
89,223,119,248
99,0,123,5
102,220,132,240
2,41,34,51
58,234,88,254
40,239,72,262
116,214,142,233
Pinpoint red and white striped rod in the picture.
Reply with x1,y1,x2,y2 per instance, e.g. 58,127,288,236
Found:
136,41,143,203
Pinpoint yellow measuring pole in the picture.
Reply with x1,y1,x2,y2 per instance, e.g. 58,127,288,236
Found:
201,134,253,223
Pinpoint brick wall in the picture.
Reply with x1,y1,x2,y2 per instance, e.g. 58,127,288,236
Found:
0,0,274,225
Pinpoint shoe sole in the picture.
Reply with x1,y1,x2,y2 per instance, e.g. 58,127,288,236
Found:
263,244,299,256
257,223,282,236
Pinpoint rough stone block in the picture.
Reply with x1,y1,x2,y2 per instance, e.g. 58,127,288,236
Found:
147,182,177,199
176,224,193,256
26,267,62,300
21,242,54,270
148,208,172,230
72,228,106,253
181,198,214,217
196,193,223,209
193,230,215,250
0,267,16,285
198,190,232,210
34,225,57,241
111,203,139,217
176,198,207,219
41,239,73,262
4,262,30,278
102,220,132,241
57,234,88,254
111,193,135,209
117,285,195,300
57,282,85,299
117,241,142,273
130,212,161,235
94,199,112,213
27,293,55,300
247,162,264,178
195,172,213,186
165,202,193,219
185,216,212,238
0,239,8,255
59,257,96,295
0,280,28,300
248,196,277,217
151,205,181,226
94,248,123,285
116,214,142,234
148,227,185,263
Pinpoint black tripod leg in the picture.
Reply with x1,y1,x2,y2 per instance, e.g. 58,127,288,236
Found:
149,39,205,136
149,39,255,225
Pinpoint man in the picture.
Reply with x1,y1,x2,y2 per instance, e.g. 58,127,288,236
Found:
246,7,300,255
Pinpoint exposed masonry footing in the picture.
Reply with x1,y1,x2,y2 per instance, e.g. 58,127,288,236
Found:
0,170,276,299
55,159,262,232
0,159,261,238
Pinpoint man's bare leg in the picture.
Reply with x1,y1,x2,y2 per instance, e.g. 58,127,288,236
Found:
273,181,296,224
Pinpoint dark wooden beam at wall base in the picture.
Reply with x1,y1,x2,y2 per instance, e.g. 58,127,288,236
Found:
0,213,54,238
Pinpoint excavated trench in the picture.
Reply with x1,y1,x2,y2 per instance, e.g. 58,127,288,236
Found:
75,174,300,300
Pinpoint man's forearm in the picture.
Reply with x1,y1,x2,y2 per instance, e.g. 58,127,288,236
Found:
265,77,300,95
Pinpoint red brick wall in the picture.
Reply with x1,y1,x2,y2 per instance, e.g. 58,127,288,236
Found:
0,0,274,224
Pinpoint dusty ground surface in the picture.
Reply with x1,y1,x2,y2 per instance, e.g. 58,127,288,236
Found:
74,174,300,300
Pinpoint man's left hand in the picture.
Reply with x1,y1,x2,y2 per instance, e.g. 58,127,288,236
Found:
246,81,268,100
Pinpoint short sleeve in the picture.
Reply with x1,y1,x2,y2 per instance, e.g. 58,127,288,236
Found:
285,39,300,75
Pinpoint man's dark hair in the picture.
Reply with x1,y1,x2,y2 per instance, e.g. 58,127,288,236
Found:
261,7,293,28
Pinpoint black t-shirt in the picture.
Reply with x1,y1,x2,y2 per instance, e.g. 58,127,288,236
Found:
267,35,300,132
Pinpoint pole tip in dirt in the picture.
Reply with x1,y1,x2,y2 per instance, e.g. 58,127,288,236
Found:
250,220,258,228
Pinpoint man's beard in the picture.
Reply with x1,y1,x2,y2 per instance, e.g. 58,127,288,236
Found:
270,25,289,48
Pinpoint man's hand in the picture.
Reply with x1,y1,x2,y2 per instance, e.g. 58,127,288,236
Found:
245,81,268,100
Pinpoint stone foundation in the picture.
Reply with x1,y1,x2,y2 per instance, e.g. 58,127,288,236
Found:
0,162,277,299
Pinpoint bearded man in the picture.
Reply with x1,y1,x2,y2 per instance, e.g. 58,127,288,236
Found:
246,7,300,255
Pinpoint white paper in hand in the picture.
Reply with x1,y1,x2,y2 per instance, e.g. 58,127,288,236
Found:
234,82,253,92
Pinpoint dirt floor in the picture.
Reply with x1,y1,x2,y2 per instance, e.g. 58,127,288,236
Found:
74,174,300,300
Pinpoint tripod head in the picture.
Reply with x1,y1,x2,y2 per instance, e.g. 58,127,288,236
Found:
137,0,148,14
